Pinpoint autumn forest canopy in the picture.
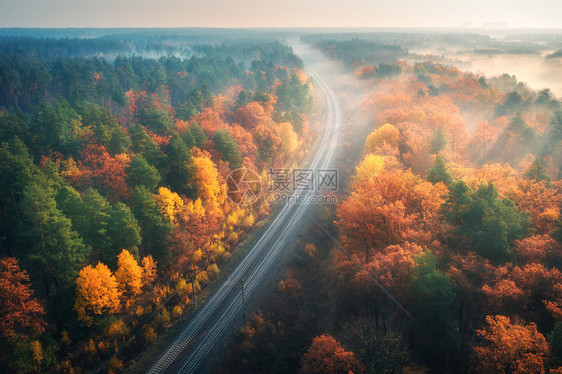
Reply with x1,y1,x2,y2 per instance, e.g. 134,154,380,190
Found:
0,28,561,374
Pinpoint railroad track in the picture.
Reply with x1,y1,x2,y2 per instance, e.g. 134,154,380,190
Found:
146,49,341,374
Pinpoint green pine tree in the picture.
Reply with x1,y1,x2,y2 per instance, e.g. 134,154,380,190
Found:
427,155,453,185
213,129,242,169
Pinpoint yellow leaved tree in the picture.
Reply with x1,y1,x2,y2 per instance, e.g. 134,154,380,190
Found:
155,186,184,225
354,154,385,182
141,255,158,286
115,249,143,298
75,262,120,325
364,123,402,154
277,121,299,154
193,154,225,210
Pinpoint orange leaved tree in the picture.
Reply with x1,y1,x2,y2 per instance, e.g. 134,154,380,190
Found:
337,169,446,263
471,315,548,374
300,334,363,374
0,257,45,338
74,262,120,325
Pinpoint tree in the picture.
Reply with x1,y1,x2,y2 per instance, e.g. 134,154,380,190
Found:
126,154,161,191
30,339,43,371
547,110,562,154
130,186,172,264
508,113,535,142
115,249,143,298
55,185,84,221
496,91,523,116
155,186,185,225
193,155,224,209
7,336,47,373
0,110,29,144
74,188,112,261
300,334,363,374
74,262,120,326
276,72,312,132
31,98,86,154
135,96,173,134
340,242,424,306
234,102,273,130
430,127,447,154
0,137,39,202
340,318,409,374
194,108,227,136
446,251,498,347
443,182,530,263
511,263,562,321
79,144,131,201
505,178,560,234
235,90,250,108
163,134,196,198
0,257,45,338
107,203,141,260
128,123,164,168
554,219,562,243
550,322,562,365
471,315,548,374
141,256,157,286
108,126,132,155
0,137,40,254
217,311,281,373
179,123,196,148
513,235,561,266
535,88,556,106
253,124,281,166
189,123,207,147
427,155,453,185
57,187,140,264
364,124,401,154
213,129,242,169
482,262,562,323
410,251,456,349
75,101,119,147
228,124,257,166
526,159,550,183
337,169,446,262
353,154,385,182
18,178,88,295
356,65,377,80
277,121,299,155
376,62,402,77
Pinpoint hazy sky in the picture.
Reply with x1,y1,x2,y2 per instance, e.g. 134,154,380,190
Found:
0,0,561,28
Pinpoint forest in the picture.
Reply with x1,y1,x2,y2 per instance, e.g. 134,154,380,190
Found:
1,28,562,374
0,33,312,372
215,36,562,374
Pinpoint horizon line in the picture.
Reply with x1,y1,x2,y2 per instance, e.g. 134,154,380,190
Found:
1,26,562,31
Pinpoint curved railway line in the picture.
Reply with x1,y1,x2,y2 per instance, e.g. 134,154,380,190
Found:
146,51,341,374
